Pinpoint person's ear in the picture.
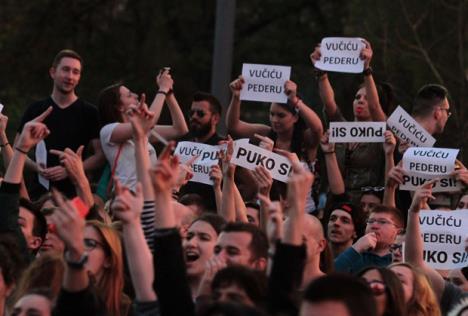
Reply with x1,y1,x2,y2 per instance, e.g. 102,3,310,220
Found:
253,257,267,271
49,67,56,79
211,113,220,125
318,238,327,252
31,236,43,251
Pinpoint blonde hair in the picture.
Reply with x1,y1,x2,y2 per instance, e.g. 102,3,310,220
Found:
86,220,130,316
390,262,441,316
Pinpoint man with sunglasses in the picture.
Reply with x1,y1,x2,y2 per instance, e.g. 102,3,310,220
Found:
178,91,224,211
335,205,404,273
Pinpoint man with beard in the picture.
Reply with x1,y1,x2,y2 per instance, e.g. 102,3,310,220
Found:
17,49,104,199
177,91,224,210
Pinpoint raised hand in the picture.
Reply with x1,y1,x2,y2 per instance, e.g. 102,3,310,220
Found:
258,193,284,246
49,146,85,183
254,133,274,152
229,75,244,98
150,142,179,194
219,136,235,179
16,122,50,152
156,69,173,93
320,130,335,153
386,166,405,188
284,80,298,101
126,94,156,139
360,40,373,69
409,179,437,213
383,130,396,156
0,113,8,134
252,165,273,196
209,164,222,189
112,180,144,225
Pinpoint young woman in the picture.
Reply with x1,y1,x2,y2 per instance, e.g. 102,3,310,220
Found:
97,70,188,191
358,266,407,316
311,41,393,204
226,78,323,212
389,262,441,316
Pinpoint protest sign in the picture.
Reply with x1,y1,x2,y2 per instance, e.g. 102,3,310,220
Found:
329,122,385,143
231,141,292,183
387,106,436,147
174,141,221,185
419,210,468,270
315,37,365,73
240,63,291,104
403,147,459,175
399,171,463,192
0,103,3,113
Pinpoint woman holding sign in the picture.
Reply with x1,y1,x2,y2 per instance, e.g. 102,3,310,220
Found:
226,77,323,212
311,40,393,204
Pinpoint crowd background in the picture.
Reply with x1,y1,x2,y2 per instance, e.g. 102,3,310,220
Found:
1,0,467,162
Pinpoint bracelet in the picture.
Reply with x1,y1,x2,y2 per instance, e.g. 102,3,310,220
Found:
14,147,28,155
363,67,373,76
0,142,9,147
323,150,335,154
156,90,168,96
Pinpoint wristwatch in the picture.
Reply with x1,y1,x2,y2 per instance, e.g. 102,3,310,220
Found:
65,251,89,269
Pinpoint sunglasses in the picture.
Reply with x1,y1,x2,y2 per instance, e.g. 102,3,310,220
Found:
361,186,385,192
190,109,206,118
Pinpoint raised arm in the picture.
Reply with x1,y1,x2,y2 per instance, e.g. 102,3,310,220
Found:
219,138,237,222
361,40,386,122
405,180,445,300
310,46,339,119
112,181,156,302
383,165,404,208
225,76,270,138
320,130,345,195
286,80,323,152
152,92,189,141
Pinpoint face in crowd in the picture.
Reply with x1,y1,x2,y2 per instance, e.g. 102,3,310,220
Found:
189,101,218,138
456,194,468,210
39,200,65,255
390,234,405,263
269,103,298,134
353,87,371,121
327,209,356,246
49,57,81,95
365,212,401,248
183,220,219,278
118,85,140,114
434,97,451,134
12,293,52,316
360,192,382,215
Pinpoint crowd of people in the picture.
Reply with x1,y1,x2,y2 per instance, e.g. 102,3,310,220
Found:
0,43,467,316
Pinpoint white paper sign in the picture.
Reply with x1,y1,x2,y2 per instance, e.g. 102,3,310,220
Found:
231,141,292,183
329,122,386,143
403,147,459,176
0,103,4,113
420,210,468,270
315,37,365,73
399,171,463,192
240,63,291,104
387,106,436,147
35,140,49,189
174,141,221,185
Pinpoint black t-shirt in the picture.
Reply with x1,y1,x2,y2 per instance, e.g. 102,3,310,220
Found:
177,132,224,211
18,97,100,197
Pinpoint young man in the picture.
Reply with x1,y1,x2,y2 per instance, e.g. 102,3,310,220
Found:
18,198,47,254
17,49,104,199
334,204,403,273
411,84,451,136
214,222,268,271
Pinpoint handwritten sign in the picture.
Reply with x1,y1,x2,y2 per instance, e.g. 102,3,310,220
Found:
329,122,386,143
240,63,291,104
315,37,365,73
174,142,221,185
231,141,292,183
387,106,436,147
420,210,468,269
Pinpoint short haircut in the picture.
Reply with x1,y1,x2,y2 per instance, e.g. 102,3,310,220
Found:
302,273,377,316
19,198,48,242
412,84,448,118
212,266,267,306
222,222,269,261
370,204,404,228
193,91,222,115
52,49,83,68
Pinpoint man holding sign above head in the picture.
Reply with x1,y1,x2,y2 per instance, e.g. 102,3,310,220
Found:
226,68,323,212
311,39,392,204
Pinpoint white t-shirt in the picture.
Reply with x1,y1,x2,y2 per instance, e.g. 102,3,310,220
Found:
100,123,157,191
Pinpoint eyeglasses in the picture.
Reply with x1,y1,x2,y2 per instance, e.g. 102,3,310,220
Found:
366,219,398,227
190,109,206,118
366,280,386,296
84,238,105,251
389,243,403,253
439,107,452,117
361,186,384,192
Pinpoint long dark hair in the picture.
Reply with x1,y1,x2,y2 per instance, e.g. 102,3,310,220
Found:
267,101,307,160
97,83,123,128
